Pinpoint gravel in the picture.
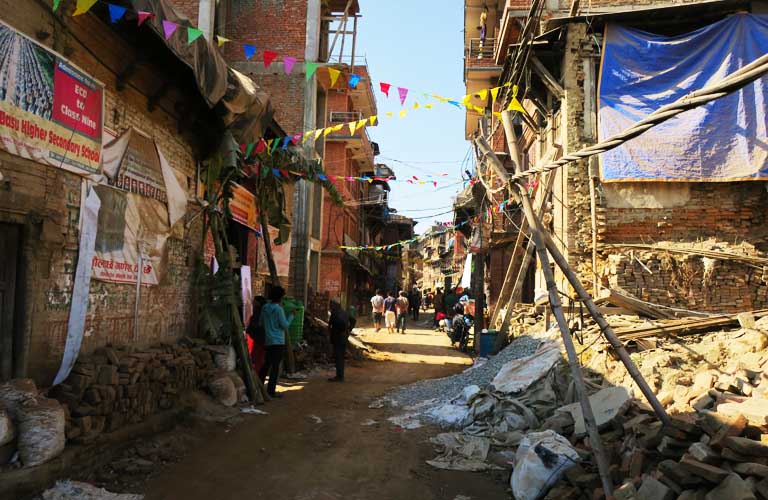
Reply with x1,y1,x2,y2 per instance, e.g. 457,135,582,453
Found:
384,335,542,408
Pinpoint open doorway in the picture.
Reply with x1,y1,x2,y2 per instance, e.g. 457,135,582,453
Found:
0,223,21,380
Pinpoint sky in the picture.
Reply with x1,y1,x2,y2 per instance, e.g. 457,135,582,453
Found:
355,0,473,234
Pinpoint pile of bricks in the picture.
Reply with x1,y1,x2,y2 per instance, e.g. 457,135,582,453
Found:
50,340,217,443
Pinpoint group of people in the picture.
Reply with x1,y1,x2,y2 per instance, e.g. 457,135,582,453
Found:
0,30,54,119
431,286,474,331
245,286,354,400
369,286,423,334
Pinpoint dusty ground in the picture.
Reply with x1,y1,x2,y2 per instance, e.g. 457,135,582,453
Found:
99,315,509,500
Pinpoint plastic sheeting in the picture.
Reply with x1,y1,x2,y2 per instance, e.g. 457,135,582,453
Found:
598,14,768,182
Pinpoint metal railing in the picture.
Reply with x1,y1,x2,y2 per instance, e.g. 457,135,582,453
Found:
466,38,497,60
329,111,363,124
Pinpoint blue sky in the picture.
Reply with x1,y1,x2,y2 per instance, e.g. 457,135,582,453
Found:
356,0,472,234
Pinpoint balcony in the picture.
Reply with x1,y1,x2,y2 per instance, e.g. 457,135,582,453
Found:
329,111,363,124
325,116,376,171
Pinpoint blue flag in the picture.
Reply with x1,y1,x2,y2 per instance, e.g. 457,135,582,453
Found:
108,4,127,23
243,44,257,60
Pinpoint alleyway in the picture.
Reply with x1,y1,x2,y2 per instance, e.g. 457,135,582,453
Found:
141,317,509,500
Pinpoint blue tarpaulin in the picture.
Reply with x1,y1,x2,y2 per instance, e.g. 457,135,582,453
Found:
598,14,768,182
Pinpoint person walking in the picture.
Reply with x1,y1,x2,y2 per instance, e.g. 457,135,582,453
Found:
408,285,421,321
396,291,410,334
328,299,351,382
433,287,445,329
370,290,385,333
258,286,294,399
384,291,397,334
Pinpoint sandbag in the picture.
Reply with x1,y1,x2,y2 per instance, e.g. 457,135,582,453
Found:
17,398,66,467
213,346,236,372
0,407,14,447
0,379,38,419
511,430,580,500
209,375,237,407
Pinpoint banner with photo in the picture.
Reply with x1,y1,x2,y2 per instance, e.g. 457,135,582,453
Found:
0,19,103,176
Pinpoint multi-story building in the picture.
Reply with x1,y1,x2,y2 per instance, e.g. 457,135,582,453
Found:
461,0,768,323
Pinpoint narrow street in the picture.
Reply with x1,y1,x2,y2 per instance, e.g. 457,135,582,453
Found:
142,316,509,500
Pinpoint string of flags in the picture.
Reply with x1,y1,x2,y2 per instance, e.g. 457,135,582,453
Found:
57,0,528,153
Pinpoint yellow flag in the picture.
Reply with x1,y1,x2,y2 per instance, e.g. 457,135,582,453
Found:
491,87,500,103
507,98,526,114
369,115,378,126
460,94,472,105
477,89,488,100
492,112,503,120
266,139,274,155
216,36,231,47
332,124,343,131
425,104,433,109
348,122,356,135
73,0,98,15
355,119,367,131
314,129,323,140
413,102,420,109
324,127,334,137
504,82,512,88
399,109,408,118
472,105,484,113
328,68,341,87
385,112,394,117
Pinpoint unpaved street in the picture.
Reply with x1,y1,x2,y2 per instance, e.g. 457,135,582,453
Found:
142,318,509,500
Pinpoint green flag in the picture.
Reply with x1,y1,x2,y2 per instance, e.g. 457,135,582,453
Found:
305,62,318,81
187,27,204,44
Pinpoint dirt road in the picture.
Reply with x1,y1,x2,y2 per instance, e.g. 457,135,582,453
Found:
142,317,509,500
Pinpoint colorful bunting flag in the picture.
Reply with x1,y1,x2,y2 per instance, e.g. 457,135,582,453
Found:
283,57,297,75
187,27,204,44
243,44,256,60
348,74,361,88
369,116,377,126
216,35,231,46
245,142,255,157
399,109,407,118
490,87,500,102
305,62,319,80
323,127,333,137
314,129,323,140
348,122,356,135
291,134,302,144
263,50,278,69
270,139,280,154
137,11,153,26
254,139,266,154
281,137,291,150
380,82,391,97
73,0,98,16
53,0,60,12
477,89,488,100
162,20,178,40
108,4,127,23
328,68,341,87
425,104,433,109
385,112,394,117
397,87,408,106
413,102,420,110
331,124,343,132
355,119,367,131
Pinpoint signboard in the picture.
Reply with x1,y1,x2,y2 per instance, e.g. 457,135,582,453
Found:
230,183,258,230
257,225,291,277
0,20,103,175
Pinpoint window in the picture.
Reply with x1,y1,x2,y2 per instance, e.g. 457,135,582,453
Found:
309,250,319,291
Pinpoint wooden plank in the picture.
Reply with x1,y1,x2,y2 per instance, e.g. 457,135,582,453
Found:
616,309,768,341
603,287,678,319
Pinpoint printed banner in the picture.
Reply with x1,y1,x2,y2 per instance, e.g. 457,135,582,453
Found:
599,14,768,182
257,225,291,277
230,183,258,230
0,20,103,176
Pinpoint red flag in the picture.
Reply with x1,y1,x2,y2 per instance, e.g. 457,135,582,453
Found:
263,50,278,69
239,144,247,153
254,139,267,154
279,169,289,178
291,134,302,144
137,11,154,26
380,82,391,97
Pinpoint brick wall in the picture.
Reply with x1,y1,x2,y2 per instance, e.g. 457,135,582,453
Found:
0,2,204,385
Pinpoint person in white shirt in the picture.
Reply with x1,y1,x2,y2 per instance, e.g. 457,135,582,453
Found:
370,290,385,333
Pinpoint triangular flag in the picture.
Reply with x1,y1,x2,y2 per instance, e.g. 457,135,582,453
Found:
355,119,367,131
314,129,323,140
270,139,280,153
254,139,266,154
281,137,291,150
108,4,127,23
291,134,302,144
245,143,255,157
492,111,503,120
331,124,343,132
472,105,484,113
425,104,433,109
506,98,526,114
303,131,314,142
399,109,408,118
348,122,356,135
137,11,153,26
413,102,420,109
216,35,231,47
73,0,98,15
491,87,500,103
380,82,391,97
348,74,361,88
306,62,319,80
53,0,60,11
385,112,394,118
187,27,204,44
162,20,178,40
460,94,472,105
243,44,256,60
369,116,378,126
283,57,297,75
397,87,408,106
324,128,333,137
328,68,341,87
263,50,278,69
477,89,488,100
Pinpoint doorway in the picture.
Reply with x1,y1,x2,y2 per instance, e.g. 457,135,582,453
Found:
0,223,20,380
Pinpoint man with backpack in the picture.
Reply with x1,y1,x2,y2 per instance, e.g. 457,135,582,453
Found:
328,299,352,382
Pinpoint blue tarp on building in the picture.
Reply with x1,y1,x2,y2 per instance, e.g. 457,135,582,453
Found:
598,14,768,182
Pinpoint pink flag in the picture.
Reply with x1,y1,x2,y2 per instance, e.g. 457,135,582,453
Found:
162,20,178,40
291,134,302,144
263,50,278,69
283,57,297,75
380,82,391,97
397,87,408,106
137,11,153,26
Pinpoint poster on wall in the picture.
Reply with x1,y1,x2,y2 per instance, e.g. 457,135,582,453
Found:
0,20,103,176
230,184,258,231
257,226,291,277
91,128,188,285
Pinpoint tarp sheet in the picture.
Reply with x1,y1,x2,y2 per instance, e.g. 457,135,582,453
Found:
598,14,768,182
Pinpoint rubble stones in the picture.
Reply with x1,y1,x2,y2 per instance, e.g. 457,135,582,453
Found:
557,386,631,437
636,475,674,500
704,473,756,500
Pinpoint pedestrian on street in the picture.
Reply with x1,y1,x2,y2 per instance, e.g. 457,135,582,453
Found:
384,291,397,334
409,285,421,321
396,291,410,334
328,299,351,382
433,287,445,329
259,286,294,399
370,290,385,332
245,296,267,374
